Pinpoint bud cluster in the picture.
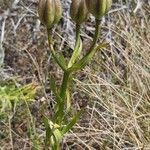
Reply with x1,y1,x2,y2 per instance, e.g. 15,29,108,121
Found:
38,0,112,27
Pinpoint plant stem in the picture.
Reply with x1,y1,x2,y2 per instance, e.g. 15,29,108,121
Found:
47,28,53,46
55,70,71,123
90,19,101,50
68,24,81,68
60,71,70,100
75,24,80,42
68,19,101,72
47,28,66,71
53,141,60,150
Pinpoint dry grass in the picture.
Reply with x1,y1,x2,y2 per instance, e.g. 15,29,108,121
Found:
0,0,150,150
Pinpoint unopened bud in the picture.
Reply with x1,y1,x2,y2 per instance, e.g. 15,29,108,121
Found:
85,0,112,19
38,0,62,29
70,0,89,24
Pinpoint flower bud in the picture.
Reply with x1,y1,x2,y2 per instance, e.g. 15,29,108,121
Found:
70,0,89,24
85,0,112,19
38,0,62,29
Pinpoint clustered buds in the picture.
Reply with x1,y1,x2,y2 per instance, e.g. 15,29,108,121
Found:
86,0,112,20
70,0,112,24
70,0,89,25
38,0,62,29
38,0,112,27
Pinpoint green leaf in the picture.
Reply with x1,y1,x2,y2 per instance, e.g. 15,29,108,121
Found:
51,49,67,71
69,43,108,72
0,82,38,112
43,117,63,148
68,37,82,68
43,116,53,146
62,110,83,134
52,128,63,144
56,52,67,69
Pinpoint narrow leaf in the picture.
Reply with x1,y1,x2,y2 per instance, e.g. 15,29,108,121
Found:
68,38,82,68
62,110,83,134
69,43,108,72
50,46,67,71
43,116,53,147
56,52,67,69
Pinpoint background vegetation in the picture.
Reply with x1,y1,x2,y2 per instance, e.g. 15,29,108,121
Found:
0,0,150,149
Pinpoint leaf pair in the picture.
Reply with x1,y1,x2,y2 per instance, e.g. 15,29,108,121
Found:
43,110,82,149
69,42,108,72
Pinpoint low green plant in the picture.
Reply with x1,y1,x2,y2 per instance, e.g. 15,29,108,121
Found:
38,0,112,149
0,79,40,149
0,80,37,113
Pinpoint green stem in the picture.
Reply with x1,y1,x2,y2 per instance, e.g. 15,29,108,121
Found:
75,24,80,44
89,19,100,50
47,28,53,46
59,71,71,121
60,71,71,100
53,70,71,124
68,24,81,68
52,142,60,150
47,28,66,71
68,19,101,72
